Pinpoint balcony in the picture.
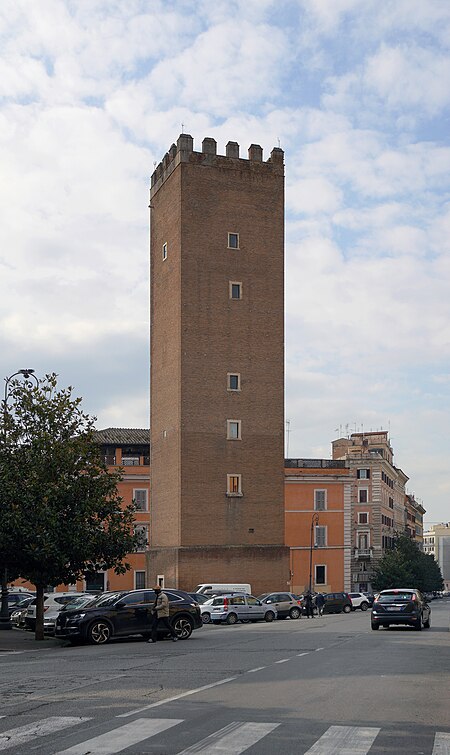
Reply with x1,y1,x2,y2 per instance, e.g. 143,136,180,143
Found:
354,548,373,559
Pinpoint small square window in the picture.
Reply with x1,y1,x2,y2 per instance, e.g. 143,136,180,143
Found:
228,373,240,391
227,474,242,496
162,242,167,260
228,232,239,249
358,512,368,524
230,282,242,300
227,420,241,440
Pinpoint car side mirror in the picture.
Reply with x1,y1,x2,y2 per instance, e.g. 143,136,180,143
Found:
257,601,262,606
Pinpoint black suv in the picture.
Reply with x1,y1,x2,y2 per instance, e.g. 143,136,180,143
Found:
322,592,352,614
55,589,202,645
371,588,431,631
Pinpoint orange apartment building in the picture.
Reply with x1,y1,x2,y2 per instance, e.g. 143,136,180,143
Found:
285,459,353,594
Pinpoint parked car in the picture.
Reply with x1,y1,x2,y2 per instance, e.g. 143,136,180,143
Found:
257,592,302,619
7,591,35,615
348,592,371,611
371,588,431,631
186,592,213,605
362,592,375,606
10,596,35,627
205,593,277,625
55,589,202,644
25,592,81,631
44,594,97,635
321,592,352,614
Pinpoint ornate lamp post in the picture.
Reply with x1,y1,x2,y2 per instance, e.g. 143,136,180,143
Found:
308,512,320,594
0,369,39,630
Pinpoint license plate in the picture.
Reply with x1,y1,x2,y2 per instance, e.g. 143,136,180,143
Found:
386,607,399,611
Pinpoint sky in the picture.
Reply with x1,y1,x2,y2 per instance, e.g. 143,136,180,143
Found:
1,0,449,526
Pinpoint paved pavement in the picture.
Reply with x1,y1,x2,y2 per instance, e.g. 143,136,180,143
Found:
0,627,63,652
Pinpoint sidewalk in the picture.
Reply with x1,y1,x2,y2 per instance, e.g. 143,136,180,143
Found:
0,628,63,652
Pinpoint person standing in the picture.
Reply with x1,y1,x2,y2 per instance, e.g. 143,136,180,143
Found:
304,591,314,618
315,592,325,616
148,586,178,643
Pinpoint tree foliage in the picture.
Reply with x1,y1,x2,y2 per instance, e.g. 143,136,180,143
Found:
372,535,444,593
0,373,141,638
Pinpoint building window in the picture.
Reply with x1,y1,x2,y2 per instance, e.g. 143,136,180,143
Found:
134,524,149,551
133,489,148,511
314,490,326,511
228,232,239,249
162,242,167,260
230,281,242,300
227,373,240,391
227,474,242,496
315,565,326,585
135,571,146,590
359,488,368,503
227,420,241,440
357,468,370,479
389,497,394,509
358,512,368,524
315,525,327,547
358,533,369,550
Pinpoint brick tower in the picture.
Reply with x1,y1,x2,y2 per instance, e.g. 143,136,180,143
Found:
148,134,289,595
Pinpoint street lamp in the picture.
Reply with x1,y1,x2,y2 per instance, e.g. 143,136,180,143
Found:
0,369,39,630
308,512,320,594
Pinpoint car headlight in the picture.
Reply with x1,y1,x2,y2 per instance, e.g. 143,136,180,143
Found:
68,613,86,621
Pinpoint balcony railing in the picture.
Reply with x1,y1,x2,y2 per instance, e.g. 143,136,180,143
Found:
354,548,373,559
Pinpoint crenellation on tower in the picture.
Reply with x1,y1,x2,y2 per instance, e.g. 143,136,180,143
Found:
150,134,284,198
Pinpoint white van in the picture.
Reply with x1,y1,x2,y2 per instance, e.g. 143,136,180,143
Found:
194,583,251,595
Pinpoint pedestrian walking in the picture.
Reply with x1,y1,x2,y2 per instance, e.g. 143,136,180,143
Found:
304,591,314,618
148,586,178,643
315,592,325,616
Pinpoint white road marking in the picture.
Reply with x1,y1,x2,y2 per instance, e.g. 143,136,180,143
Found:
304,725,380,754
177,721,279,754
0,717,90,752
274,658,290,664
297,652,309,656
247,667,266,673
117,676,238,717
56,718,183,754
433,732,450,754
315,647,324,651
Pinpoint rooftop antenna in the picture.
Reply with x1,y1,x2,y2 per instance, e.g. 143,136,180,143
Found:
286,419,291,458
181,122,185,134
277,136,281,148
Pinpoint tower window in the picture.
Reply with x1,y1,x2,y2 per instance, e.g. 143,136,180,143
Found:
227,373,240,391
227,420,241,440
228,232,239,249
230,282,242,300
227,474,242,496
162,242,167,260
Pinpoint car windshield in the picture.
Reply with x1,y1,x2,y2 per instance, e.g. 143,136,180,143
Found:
92,592,127,607
257,594,269,600
378,592,414,603
62,595,97,611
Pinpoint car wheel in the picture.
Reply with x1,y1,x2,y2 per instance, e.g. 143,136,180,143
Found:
172,615,194,639
360,602,369,611
87,620,112,645
289,607,301,620
423,615,431,629
343,604,351,613
414,617,423,631
202,612,211,624
371,623,379,630
264,611,275,623
226,612,238,625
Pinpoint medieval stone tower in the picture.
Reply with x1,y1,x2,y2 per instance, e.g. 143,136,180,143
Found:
148,134,289,595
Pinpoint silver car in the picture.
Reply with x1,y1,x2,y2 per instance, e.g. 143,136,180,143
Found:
257,592,302,619
208,594,277,625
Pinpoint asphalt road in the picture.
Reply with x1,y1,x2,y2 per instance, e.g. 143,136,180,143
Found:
0,599,449,753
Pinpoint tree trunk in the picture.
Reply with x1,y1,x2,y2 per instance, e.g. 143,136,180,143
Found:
34,584,45,640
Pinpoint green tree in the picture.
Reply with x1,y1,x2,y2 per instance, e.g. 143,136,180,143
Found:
372,534,444,593
0,374,141,639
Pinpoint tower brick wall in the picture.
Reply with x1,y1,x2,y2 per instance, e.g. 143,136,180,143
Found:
148,134,289,592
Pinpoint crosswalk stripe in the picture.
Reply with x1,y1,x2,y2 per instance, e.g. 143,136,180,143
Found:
55,718,183,754
433,732,450,754
177,721,279,754
304,725,380,754
0,717,90,752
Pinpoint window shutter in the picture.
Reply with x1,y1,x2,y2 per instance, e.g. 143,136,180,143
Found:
134,490,148,510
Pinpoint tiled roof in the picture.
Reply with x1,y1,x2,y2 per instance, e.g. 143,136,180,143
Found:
93,428,150,445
